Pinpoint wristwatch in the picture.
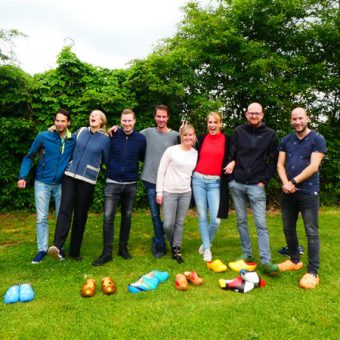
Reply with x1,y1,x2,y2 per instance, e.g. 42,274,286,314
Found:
291,178,297,186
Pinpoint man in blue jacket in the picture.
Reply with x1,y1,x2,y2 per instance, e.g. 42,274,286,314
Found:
18,109,76,263
226,102,279,275
92,109,146,266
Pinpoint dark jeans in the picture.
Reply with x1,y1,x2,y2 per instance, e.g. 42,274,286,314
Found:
142,180,165,247
280,192,320,274
54,176,95,257
102,182,137,256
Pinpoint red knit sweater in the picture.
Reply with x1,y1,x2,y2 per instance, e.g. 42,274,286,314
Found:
194,133,225,175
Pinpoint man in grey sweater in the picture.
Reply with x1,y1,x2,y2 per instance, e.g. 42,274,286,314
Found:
141,105,179,258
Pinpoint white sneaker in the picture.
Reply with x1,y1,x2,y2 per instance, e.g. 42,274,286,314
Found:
198,245,204,255
203,249,212,262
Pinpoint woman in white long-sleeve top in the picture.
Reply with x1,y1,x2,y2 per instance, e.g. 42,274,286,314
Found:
156,124,198,263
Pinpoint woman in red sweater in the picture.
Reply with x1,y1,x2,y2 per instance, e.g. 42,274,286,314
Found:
192,112,230,262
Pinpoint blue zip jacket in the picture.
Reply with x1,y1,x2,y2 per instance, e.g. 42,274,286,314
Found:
106,128,146,182
64,127,110,185
18,130,76,185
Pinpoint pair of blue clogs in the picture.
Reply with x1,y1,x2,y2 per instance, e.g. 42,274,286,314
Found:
128,270,169,293
4,284,34,304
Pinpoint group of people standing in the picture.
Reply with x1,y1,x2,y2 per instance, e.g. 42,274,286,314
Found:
18,102,326,289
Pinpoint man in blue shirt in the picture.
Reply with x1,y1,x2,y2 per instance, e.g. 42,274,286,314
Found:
277,107,326,289
18,109,75,263
92,109,146,266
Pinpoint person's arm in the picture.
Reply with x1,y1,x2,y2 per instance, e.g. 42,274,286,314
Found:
224,160,235,174
227,130,238,163
262,133,279,185
108,125,120,137
277,151,296,194
102,136,111,165
156,148,171,205
17,134,43,188
139,135,146,162
292,152,325,185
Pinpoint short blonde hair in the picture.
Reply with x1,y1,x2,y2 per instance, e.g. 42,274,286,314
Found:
121,109,136,119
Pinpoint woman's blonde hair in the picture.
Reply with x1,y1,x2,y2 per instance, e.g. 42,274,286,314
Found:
180,123,196,144
91,110,107,129
207,112,223,131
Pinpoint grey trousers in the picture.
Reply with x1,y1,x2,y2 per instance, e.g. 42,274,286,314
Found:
163,191,192,247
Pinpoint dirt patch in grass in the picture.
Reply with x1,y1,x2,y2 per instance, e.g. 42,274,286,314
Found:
0,241,19,248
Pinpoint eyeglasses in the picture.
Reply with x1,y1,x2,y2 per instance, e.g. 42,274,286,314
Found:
247,112,262,116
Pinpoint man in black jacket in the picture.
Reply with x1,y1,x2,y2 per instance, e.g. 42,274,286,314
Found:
226,102,279,275
92,109,146,266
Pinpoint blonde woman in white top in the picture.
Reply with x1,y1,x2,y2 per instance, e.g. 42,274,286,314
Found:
156,124,198,263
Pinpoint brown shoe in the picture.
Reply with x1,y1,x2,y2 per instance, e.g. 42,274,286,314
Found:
278,259,303,272
101,277,116,295
175,274,188,291
81,279,96,298
184,271,203,286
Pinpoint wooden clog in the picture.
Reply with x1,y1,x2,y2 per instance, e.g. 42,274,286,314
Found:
81,278,96,298
184,271,204,286
101,277,116,295
175,273,188,291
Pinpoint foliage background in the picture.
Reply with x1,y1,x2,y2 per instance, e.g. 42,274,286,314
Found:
0,0,339,212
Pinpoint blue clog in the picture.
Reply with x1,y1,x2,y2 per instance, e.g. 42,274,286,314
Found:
128,276,159,293
19,283,34,302
4,285,20,304
143,270,169,283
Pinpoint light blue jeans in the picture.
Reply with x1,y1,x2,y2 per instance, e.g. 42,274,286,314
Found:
35,180,62,252
229,179,271,264
192,173,221,250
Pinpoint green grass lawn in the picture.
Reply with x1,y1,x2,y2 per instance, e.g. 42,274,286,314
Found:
1,208,339,339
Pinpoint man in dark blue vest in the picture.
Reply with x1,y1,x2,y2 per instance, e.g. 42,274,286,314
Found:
92,109,146,266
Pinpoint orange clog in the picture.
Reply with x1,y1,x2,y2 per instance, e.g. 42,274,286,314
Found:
81,278,96,298
175,273,188,291
102,277,116,295
184,271,203,286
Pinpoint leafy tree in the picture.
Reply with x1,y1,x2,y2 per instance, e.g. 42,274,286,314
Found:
128,0,339,203
0,28,26,64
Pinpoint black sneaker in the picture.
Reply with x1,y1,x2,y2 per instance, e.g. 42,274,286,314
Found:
31,251,47,264
172,246,184,264
278,245,304,257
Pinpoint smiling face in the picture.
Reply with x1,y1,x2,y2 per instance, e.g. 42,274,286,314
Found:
89,110,104,130
121,113,136,134
55,113,70,135
154,109,169,130
246,103,264,128
180,125,196,148
207,112,222,135
291,107,310,136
